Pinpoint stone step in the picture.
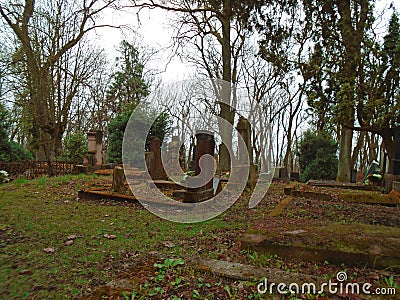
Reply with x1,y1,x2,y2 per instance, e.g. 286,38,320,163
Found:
241,222,400,271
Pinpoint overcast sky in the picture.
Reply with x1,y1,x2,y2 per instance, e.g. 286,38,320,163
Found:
95,1,400,83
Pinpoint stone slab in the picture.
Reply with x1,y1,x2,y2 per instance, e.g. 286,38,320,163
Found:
241,222,400,270
308,180,381,191
269,196,294,217
183,188,214,203
191,258,320,285
284,185,333,201
172,189,186,199
340,192,399,206
152,180,183,190
94,169,114,176
78,189,189,209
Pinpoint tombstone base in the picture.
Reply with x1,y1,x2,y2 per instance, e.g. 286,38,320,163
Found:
183,188,214,203
75,165,102,174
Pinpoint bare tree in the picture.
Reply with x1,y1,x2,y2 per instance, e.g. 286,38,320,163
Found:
128,0,265,171
0,0,119,174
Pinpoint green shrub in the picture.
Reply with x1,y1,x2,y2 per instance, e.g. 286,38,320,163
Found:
296,130,338,182
0,103,33,162
0,140,33,162
62,132,87,163
107,109,170,165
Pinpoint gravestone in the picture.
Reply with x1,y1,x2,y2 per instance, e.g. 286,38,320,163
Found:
236,117,256,189
385,126,400,193
164,136,185,178
183,131,215,203
147,136,166,180
274,166,290,183
112,167,125,193
83,130,103,167
77,130,103,174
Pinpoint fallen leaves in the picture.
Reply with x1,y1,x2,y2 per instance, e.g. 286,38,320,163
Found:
103,234,117,240
64,240,74,246
162,241,175,248
64,234,78,246
19,269,33,276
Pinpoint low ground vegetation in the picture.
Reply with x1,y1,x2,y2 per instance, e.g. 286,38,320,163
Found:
0,175,399,299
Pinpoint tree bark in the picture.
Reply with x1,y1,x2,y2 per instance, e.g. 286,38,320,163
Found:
337,127,353,182
218,0,235,172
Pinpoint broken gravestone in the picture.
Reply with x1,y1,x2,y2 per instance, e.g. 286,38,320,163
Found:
236,117,256,189
112,167,125,193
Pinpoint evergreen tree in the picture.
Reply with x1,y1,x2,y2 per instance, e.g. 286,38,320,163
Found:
106,41,170,164
297,130,338,182
0,103,32,162
106,40,149,116
62,132,87,163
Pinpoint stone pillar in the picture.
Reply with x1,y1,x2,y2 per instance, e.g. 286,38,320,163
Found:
184,131,215,203
82,130,103,173
236,117,256,189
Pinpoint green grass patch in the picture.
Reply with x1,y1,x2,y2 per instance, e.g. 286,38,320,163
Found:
0,174,255,299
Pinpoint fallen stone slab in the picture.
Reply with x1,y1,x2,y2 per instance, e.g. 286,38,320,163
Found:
78,189,190,209
340,191,399,206
269,196,294,217
308,180,380,191
192,258,320,285
78,189,138,203
283,186,333,201
241,222,400,271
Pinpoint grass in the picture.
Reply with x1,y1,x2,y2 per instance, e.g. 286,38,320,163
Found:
1,175,399,299
0,174,259,299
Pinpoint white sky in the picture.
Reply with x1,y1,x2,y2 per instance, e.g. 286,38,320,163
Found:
94,1,399,83
95,6,192,82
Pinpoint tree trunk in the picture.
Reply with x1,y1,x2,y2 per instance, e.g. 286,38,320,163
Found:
382,133,394,173
218,0,234,172
337,127,353,182
351,131,365,168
